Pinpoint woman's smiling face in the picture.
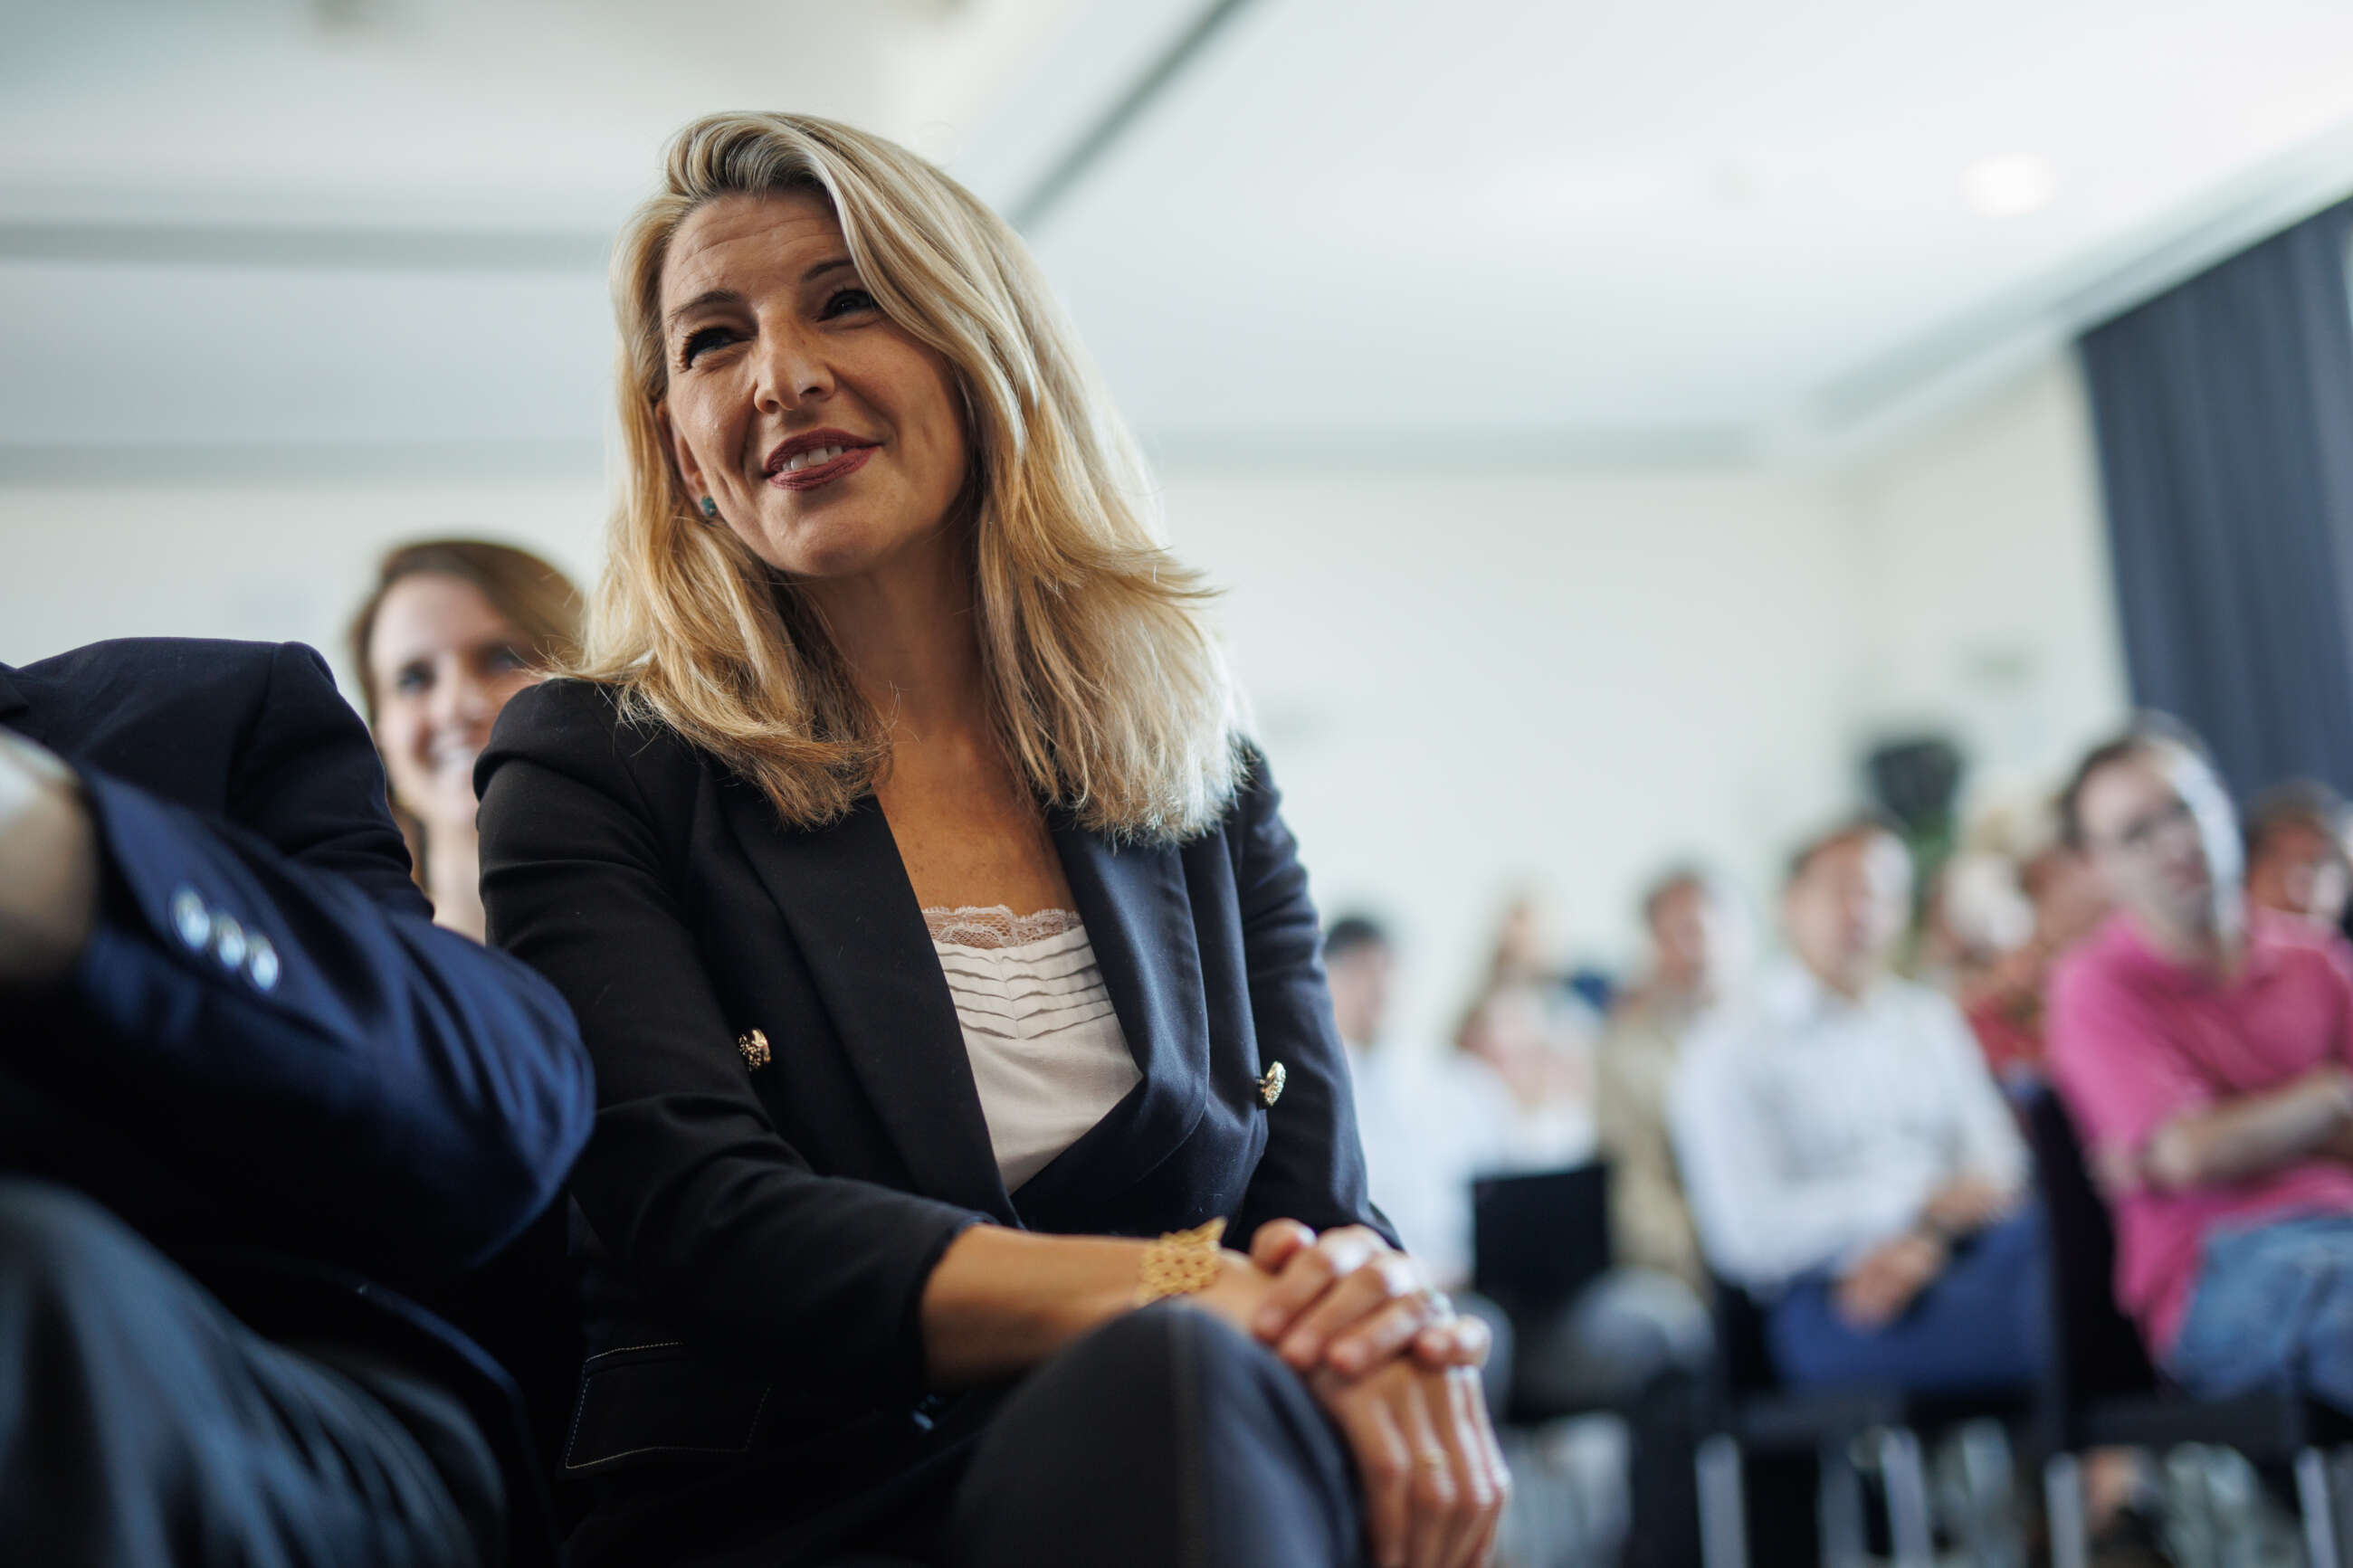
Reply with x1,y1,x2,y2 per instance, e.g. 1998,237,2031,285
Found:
656,190,971,581
367,572,538,833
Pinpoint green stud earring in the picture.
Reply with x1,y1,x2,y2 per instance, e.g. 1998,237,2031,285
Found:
700,496,719,518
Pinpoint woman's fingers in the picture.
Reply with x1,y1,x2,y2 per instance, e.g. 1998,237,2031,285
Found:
1248,1217,1315,1275
1334,1382,1414,1568
1329,1287,1454,1376
1253,1224,1384,1344
1280,1246,1422,1368
1442,1366,1508,1567
1409,1312,1491,1371
1394,1373,1458,1568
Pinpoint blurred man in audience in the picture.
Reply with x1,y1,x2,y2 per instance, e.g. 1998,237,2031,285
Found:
0,640,592,1564
2243,778,2353,932
1454,891,1598,1170
2052,723,2353,1408
1597,867,1729,1293
1673,817,2041,1392
1959,816,2112,1088
1328,913,1483,1288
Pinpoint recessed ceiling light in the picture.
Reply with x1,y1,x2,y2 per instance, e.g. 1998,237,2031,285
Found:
1961,155,2057,218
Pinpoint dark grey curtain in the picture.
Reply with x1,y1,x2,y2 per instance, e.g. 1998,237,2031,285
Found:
2080,197,2353,801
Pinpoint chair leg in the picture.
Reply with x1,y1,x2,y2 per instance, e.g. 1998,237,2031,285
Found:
2299,1446,2343,1568
1876,1427,1936,1568
1955,1419,2016,1568
1696,1433,1749,1568
2335,1449,2353,1563
1819,1439,1867,1568
2043,1451,2091,1568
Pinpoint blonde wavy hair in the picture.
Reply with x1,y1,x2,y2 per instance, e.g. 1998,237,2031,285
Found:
577,111,1241,841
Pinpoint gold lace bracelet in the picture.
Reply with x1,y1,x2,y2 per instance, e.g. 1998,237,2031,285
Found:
1135,1218,1228,1305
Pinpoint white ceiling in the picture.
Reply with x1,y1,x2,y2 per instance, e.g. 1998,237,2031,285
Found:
7,0,2353,474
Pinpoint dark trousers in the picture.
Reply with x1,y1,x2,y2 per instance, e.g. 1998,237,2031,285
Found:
1767,1206,2048,1394
938,1301,1366,1568
0,1179,503,1568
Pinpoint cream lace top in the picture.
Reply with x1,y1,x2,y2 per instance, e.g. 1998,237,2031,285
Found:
923,904,1139,1192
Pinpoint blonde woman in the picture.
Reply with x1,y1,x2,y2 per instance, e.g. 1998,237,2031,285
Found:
477,114,1505,1568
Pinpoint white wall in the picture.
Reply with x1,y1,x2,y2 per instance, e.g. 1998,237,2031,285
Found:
0,476,608,688
1157,464,1862,1048
1836,354,2131,810
0,349,2131,1050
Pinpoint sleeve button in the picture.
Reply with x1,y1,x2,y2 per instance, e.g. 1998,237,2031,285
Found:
170,887,211,952
211,917,248,972
245,937,280,993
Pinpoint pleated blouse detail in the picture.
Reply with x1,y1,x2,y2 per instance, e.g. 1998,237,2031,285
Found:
923,906,1140,1192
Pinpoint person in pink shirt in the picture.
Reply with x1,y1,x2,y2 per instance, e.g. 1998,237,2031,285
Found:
2049,719,2353,1406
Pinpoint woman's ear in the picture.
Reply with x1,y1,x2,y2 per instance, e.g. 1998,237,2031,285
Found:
655,401,705,503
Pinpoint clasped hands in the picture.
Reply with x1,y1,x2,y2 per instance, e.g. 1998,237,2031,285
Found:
1833,1174,2015,1330
1195,1221,1509,1568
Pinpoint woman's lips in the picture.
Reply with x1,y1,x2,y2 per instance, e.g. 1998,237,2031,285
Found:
767,445,876,492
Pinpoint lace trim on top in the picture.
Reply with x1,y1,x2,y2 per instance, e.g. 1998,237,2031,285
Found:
921,904,1081,950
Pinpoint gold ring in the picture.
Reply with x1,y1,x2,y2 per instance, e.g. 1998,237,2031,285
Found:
1415,1449,1450,1470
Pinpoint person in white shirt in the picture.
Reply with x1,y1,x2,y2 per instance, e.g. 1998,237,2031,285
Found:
1672,817,2043,1392
1327,914,1509,1291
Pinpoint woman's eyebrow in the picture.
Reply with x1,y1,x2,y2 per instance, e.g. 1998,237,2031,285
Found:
803,257,855,284
664,288,743,331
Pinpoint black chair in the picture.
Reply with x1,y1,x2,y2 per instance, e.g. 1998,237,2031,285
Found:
1471,1163,1615,1424
2023,1085,2353,1568
1694,1270,2026,1568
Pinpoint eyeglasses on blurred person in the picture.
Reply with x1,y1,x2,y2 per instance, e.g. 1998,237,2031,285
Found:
473,112,1506,1568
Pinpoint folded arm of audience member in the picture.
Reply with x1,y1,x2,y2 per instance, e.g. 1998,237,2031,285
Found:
1,641,592,1277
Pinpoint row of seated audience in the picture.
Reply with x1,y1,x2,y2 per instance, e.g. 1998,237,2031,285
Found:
1333,727,2353,1562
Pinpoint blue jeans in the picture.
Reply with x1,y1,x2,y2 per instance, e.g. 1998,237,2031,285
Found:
1767,1205,2048,1394
2170,1213,2353,1411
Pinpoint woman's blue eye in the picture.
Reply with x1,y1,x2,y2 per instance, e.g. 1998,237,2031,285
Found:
394,664,432,696
486,645,528,674
681,326,736,365
822,287,878,319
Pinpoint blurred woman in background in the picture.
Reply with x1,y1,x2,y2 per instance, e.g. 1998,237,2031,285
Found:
348,538,580,940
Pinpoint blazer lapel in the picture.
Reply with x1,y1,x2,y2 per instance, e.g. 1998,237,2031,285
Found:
719,785,1015,1224
1015,822,1211,1230
0,666,30,727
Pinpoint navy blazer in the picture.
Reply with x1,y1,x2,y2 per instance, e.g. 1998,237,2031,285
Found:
1,638,592,1276
477,677,1382,1563
1,638,595,1563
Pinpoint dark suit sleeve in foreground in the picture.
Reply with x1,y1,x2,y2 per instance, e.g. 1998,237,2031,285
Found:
476,681,983,1408
1222,747,1395,1250
54,643,592,1277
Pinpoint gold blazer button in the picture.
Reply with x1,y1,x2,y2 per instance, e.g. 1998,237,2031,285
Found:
1257,1060,1286,1107
737,1029,771,1069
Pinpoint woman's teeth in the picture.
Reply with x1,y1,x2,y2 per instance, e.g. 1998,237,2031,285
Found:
783,445,845,473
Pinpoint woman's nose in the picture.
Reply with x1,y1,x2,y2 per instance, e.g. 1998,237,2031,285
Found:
432,667,492,730
753,324,834,413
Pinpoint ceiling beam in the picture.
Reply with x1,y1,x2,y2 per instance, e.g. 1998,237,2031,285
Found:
1008,0,1262,233
0,220,608,272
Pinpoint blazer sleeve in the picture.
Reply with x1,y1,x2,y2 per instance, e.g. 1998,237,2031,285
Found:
55,642,592,1276
476,682,986,1405
1221,746,1395,1250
